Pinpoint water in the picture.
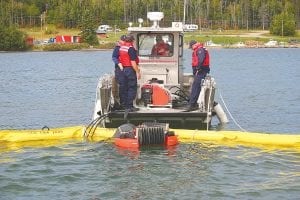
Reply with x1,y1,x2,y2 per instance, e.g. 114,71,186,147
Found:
211,48,300,134
0,49,300,199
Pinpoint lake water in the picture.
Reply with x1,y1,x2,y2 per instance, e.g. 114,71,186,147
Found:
0,48,300,199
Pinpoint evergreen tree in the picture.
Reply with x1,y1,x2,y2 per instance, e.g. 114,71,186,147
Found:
0,0,299,36
270,12,296,36
79,9,99,46
0,24,28,51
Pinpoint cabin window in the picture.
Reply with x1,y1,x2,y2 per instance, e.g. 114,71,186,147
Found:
179,34,183,57
137,33,174,57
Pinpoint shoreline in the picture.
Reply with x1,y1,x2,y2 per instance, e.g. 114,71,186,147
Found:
1,43,299,53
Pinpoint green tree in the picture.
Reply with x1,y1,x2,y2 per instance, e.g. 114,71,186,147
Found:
79,9,99,46
270,12,296,36
0,24,28,51
25,4,40,26
0,0,299,31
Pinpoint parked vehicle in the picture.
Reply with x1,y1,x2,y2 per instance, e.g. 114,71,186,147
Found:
96,25,113,34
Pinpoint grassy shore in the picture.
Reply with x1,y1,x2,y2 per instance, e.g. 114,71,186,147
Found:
22,26,300,50
185,29,300,45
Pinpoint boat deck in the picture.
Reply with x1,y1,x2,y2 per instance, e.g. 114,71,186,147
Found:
104,107,213,129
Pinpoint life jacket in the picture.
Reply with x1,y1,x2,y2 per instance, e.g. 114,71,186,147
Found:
119,42,133,66
192,43,210,69
119,42,139,66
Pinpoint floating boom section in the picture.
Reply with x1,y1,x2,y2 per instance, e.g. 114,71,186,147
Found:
1,126,300,151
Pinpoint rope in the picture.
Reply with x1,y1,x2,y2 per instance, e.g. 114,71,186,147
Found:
219,92,247,132
169,85,190,102
84,113,109,137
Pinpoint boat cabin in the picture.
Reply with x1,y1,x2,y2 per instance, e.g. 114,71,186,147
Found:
127,12,187,100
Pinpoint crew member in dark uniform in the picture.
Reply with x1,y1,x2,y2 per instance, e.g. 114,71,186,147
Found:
118,35,141,112
185,40,210,111
112,35,127,109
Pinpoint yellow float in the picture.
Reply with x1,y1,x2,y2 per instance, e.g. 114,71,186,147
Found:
1,126,300,152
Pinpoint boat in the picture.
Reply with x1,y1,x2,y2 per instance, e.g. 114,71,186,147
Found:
92,12,228,130
264,39,278,47
205,40,222,47
234,42,246,48
2,13,300,153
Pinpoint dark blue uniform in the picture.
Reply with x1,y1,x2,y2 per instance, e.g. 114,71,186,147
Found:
112,44,126,108
189,66,207,107
187,46,210,111
122,47,138,109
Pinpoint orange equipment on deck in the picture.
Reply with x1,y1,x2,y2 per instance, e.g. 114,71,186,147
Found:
141,83,172,107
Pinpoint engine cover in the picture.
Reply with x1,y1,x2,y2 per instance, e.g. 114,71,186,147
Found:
141,84,172,107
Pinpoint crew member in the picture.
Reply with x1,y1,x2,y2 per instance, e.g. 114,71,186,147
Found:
118,34,141,112
185,40,210,111
112,35,127,109
151,35,170,56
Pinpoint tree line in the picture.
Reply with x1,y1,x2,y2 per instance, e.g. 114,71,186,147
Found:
0,0,299,50
1,0,299,30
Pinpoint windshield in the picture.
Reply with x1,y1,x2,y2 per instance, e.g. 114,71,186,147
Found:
137,33,174,57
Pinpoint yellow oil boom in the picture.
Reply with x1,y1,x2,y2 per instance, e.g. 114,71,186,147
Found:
1,126,300,152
